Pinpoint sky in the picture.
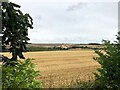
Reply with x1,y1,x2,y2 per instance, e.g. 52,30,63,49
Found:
10,0,118,44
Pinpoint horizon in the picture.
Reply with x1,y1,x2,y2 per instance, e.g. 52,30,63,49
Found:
28,42,102,45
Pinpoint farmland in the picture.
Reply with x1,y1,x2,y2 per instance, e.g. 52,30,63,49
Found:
3,43,103,52
2,49,100,88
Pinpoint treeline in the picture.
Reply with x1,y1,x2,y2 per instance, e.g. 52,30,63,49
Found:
2,45,103,52
26,45,103,51
26,46,68,52
2,46,68,52
71,46,103,50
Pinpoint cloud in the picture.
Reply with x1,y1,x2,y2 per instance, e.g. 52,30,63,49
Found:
10,1,118,43
66,2,87,11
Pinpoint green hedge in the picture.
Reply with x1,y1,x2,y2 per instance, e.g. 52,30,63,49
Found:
1,58,41,89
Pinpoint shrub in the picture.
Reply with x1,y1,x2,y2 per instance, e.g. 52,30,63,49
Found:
93,32,120,89
1,58,41,89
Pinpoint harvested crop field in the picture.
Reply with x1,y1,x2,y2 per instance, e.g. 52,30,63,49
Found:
2,49,100,88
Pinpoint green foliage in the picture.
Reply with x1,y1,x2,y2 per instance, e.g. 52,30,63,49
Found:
1,2,41,89
27,46,68,52
93,32,120,89
2,2,33,61
1,58,41,89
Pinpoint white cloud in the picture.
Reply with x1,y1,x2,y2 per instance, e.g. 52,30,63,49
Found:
10,1,118,43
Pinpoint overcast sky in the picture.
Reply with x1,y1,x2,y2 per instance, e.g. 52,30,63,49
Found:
10,0,118,44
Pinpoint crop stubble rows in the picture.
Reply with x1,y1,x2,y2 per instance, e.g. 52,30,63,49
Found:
25,50,100,87
2,50,100,88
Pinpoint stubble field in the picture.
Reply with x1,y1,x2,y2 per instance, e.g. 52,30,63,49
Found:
2,49,100,88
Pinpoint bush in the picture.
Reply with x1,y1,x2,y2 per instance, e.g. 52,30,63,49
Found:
93,32,120,89
1,58,41,89
68,32,120,89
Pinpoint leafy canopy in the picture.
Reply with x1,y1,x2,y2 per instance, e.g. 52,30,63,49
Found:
1,2,41,89
2,2,33,61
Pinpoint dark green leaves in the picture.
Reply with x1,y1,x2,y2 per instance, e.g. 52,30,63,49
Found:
2,2,33,61
1,2,41,89
93,32,120,89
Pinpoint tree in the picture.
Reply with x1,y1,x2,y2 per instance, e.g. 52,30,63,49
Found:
2,2,33,61
93,31,120,89
1,2,41,89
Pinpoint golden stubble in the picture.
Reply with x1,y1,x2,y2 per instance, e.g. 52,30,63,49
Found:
2,49,100,88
